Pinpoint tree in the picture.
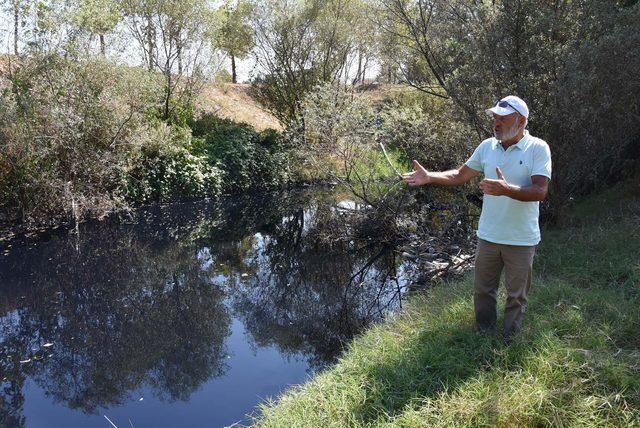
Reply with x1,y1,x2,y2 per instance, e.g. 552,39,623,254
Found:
251,0,358,128
379,0,640,216
346,0,389,86
214,0,255,84
3,0,31,55
122,0,218,120
0,55,165,223
121,0,159,70
71,0,121,56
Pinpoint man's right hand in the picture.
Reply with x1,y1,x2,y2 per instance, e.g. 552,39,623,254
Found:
402,160,431,186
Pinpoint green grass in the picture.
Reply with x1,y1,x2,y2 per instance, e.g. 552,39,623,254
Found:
254,185,640,427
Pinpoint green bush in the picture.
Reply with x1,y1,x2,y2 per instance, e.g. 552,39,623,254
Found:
297,84,478,205
0,54,163,224
0,53,289,227
190,114,290,193
125,124,223,203
0,53,299,226
377,96,477,173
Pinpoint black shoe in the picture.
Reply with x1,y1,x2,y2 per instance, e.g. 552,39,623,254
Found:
503,333,515,346
475,325,495,334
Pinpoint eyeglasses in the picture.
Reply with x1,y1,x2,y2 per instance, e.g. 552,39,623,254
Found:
496,100,523,116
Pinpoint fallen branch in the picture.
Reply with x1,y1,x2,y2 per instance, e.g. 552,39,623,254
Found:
379,142,402,179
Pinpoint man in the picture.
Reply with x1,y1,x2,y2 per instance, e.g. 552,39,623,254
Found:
402,96,552,341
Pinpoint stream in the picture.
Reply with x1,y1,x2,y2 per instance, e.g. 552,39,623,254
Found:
0,187,422,428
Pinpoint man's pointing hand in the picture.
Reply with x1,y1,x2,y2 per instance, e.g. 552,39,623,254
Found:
402,160,431,186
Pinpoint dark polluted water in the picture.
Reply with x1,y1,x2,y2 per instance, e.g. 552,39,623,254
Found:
0,188,413,428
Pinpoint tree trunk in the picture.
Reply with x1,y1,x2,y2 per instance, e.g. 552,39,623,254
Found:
99,34,105,56
345,62,349,84
231,54,237,83
146,16,154,71
164,64,171,120
175,22,183,75
353,50,363,85
13,3,19,56
361,57,369,84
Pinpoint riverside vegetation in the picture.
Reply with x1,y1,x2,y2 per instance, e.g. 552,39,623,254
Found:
255,182,640,427
0,56,293,228
1,0,638,230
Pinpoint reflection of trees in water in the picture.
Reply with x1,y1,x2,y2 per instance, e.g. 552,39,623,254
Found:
0,189,323,420
0,187,467,421
222,200,406,370
0,330,27,428
0,220,231,416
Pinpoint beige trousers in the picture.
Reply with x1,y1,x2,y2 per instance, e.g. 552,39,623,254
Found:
473,238,536,337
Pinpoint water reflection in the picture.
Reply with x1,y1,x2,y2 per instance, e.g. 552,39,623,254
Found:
0,189,408,425
1,216,231,424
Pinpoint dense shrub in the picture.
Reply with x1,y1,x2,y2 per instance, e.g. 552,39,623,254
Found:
250,0,359,129
377,95,477,173
0,55,163,224
125,124,223,203
300,83,380,190
190,114,290,193
0,53,291,227
300,84,477,193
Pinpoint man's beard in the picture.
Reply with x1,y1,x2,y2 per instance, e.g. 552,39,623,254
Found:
494,121,521,142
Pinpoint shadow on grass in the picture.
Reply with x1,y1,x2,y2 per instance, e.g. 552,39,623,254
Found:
345,276,639,425
350,326,505,421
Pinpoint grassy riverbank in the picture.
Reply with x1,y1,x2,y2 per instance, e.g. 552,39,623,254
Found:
255,183,640,427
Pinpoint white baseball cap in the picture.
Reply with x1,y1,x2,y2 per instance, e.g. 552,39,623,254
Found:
485,95,529,118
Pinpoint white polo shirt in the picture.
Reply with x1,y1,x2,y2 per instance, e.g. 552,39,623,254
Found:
465,131,552,246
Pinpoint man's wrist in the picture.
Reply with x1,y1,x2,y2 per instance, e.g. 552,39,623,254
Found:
504,183,518,197
425,172,432,185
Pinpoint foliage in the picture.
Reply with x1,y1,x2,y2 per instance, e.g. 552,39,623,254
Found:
347,0,379,85
71,0,121,55
377,95,477,173
213,0,255,83
0,55,163,224
121,0,218,120
251,0,362,128
1,0,637,227
0,54,292,227
213,68,233,83
300,83,478,207
304,84,376,157
124,124,223,203
301,83,383,203
3,0,31,56
380,0,640,217
190,113,290,193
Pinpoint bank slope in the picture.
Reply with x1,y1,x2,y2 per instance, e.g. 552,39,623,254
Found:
255,185,640,427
